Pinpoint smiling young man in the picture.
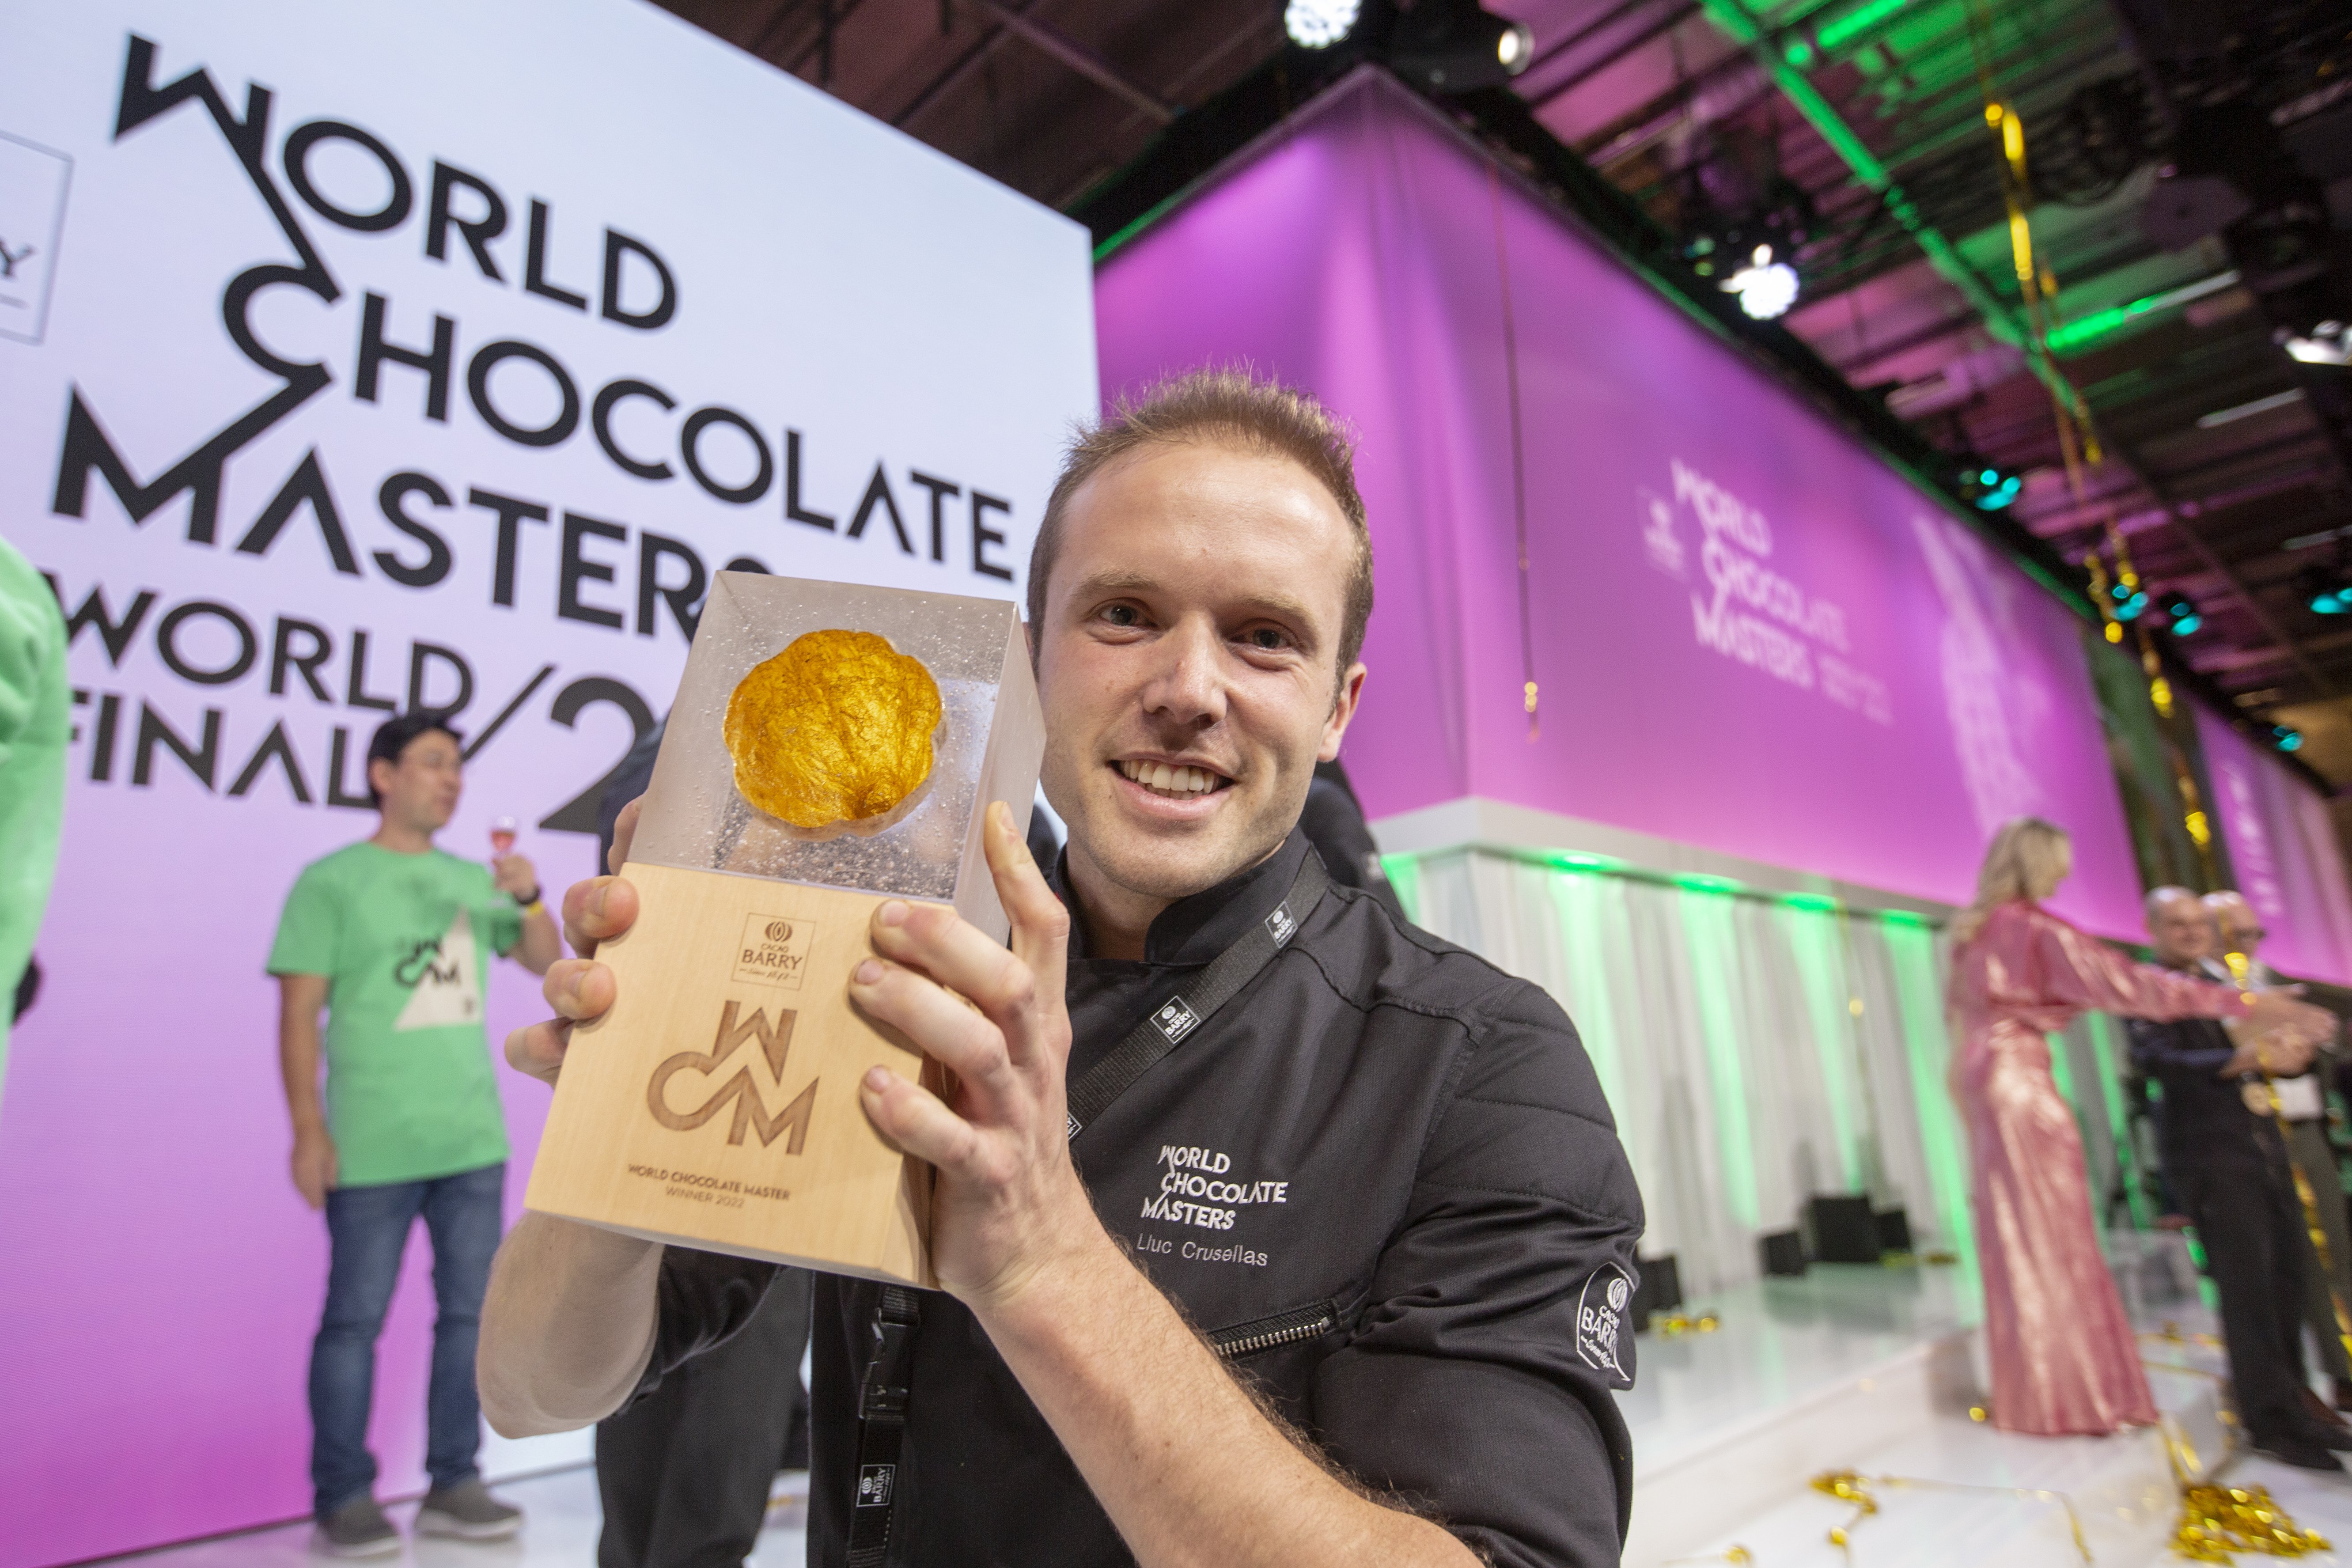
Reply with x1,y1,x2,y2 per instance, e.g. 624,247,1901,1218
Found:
477,371,1645,1567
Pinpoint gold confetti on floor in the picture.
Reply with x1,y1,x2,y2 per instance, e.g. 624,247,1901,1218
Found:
2172,1482,2329,1561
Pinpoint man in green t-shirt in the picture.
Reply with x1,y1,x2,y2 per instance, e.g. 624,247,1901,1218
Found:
269,712,559,1557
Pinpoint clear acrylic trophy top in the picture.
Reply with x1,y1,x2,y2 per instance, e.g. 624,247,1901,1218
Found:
630,573,1039,932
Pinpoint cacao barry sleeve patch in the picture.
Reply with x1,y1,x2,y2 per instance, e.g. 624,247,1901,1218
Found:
1575,1262,1636,1388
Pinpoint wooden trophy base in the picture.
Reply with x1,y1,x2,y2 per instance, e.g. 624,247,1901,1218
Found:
525,861,934,1286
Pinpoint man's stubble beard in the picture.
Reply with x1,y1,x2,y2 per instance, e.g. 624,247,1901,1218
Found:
1087,822,1278,907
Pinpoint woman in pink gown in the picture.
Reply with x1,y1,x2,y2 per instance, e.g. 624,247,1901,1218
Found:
1947,818,2292,1435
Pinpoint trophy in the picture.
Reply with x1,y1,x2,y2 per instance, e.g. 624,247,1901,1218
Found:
524,573,1045,1285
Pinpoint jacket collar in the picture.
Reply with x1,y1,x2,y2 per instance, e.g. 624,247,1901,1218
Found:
1055,827,1314,967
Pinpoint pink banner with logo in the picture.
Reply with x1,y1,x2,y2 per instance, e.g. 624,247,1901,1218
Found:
1095,70,2144,936
2194,710,2352,985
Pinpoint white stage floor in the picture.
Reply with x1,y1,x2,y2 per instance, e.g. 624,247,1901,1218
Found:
92,1473,807,1568
94,1244,2352,1568
1621,1257,1979,1472
1626,1249,2352,1567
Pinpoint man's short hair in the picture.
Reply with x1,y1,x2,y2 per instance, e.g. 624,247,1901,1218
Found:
365,711,462,808
1026,367,1376,672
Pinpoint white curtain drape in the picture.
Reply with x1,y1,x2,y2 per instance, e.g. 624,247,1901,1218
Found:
1400,848,2011,1295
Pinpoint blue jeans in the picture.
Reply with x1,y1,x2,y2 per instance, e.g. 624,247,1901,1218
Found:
310,1162,505,1516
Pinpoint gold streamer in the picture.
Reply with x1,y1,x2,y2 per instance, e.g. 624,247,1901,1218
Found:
2141,1322,2224,1352
1487,162,1538,742
2085,537,2217,882
1648,1309,1721,1337
1810,1470,2092,1564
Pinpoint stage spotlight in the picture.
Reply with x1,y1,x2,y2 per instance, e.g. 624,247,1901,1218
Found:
1285,0,1365,49
2275,725,2306,752
1723,244,1799,321
2299,565,2352,616
2163,591,2202,635
2284,321,2352,366
1388,0,1535,92
1954,456,2022,511
2109,579,2148,620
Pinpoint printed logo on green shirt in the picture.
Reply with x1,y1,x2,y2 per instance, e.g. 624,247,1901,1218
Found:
393,908,484,1030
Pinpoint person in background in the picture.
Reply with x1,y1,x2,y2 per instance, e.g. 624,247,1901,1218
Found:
2129,886,2345,1469
591,716,817,1568
0,534,67,1125
2205,889,2352,1415
269,712,561,1556
1300,758,1406,920
1946,821,2328,1440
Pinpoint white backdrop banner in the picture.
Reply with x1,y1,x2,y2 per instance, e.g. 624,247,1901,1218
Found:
0,4,1094,1560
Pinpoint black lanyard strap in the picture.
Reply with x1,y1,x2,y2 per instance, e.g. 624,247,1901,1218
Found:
1065,849,1329,1140
844,848,1327,1564
846,1284,921,1568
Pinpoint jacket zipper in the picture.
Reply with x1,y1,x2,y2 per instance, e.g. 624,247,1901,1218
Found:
1208,1300,1337,1360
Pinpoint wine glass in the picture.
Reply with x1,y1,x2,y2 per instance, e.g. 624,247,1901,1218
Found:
489,815,519,860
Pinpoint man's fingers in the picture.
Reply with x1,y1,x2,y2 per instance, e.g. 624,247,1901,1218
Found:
867,897,1051,1046
561,875,640,957
610,796,644,873
506,1018,573,1086
849,958,1018,1106
985,800,1072,1006
544,958,617,1023
858,1064,985,1174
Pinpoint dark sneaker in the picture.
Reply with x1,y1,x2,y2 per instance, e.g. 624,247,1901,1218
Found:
415,1478,523,1541
310,1495,400,1558
2252,1433,2347,1472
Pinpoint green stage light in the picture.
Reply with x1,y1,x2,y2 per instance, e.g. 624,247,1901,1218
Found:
2045,271,2242,355
2163,592,2201,635
1815,0,1909,54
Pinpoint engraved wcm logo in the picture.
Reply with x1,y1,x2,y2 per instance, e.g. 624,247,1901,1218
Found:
647,1000,818,1151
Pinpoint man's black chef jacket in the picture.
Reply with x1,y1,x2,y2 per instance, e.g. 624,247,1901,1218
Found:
632,827,1645,1567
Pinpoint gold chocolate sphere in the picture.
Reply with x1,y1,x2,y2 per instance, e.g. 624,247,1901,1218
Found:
724,629,943,829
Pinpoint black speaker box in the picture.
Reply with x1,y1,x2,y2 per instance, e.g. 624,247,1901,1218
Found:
1874,1206,1912,1254
1759,1228,1808,1276
1629,1253,1682,1329
1807,1194,1881,1263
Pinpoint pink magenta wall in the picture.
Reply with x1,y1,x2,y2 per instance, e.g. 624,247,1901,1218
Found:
1094,70,2145,937
2195,709,2352,985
